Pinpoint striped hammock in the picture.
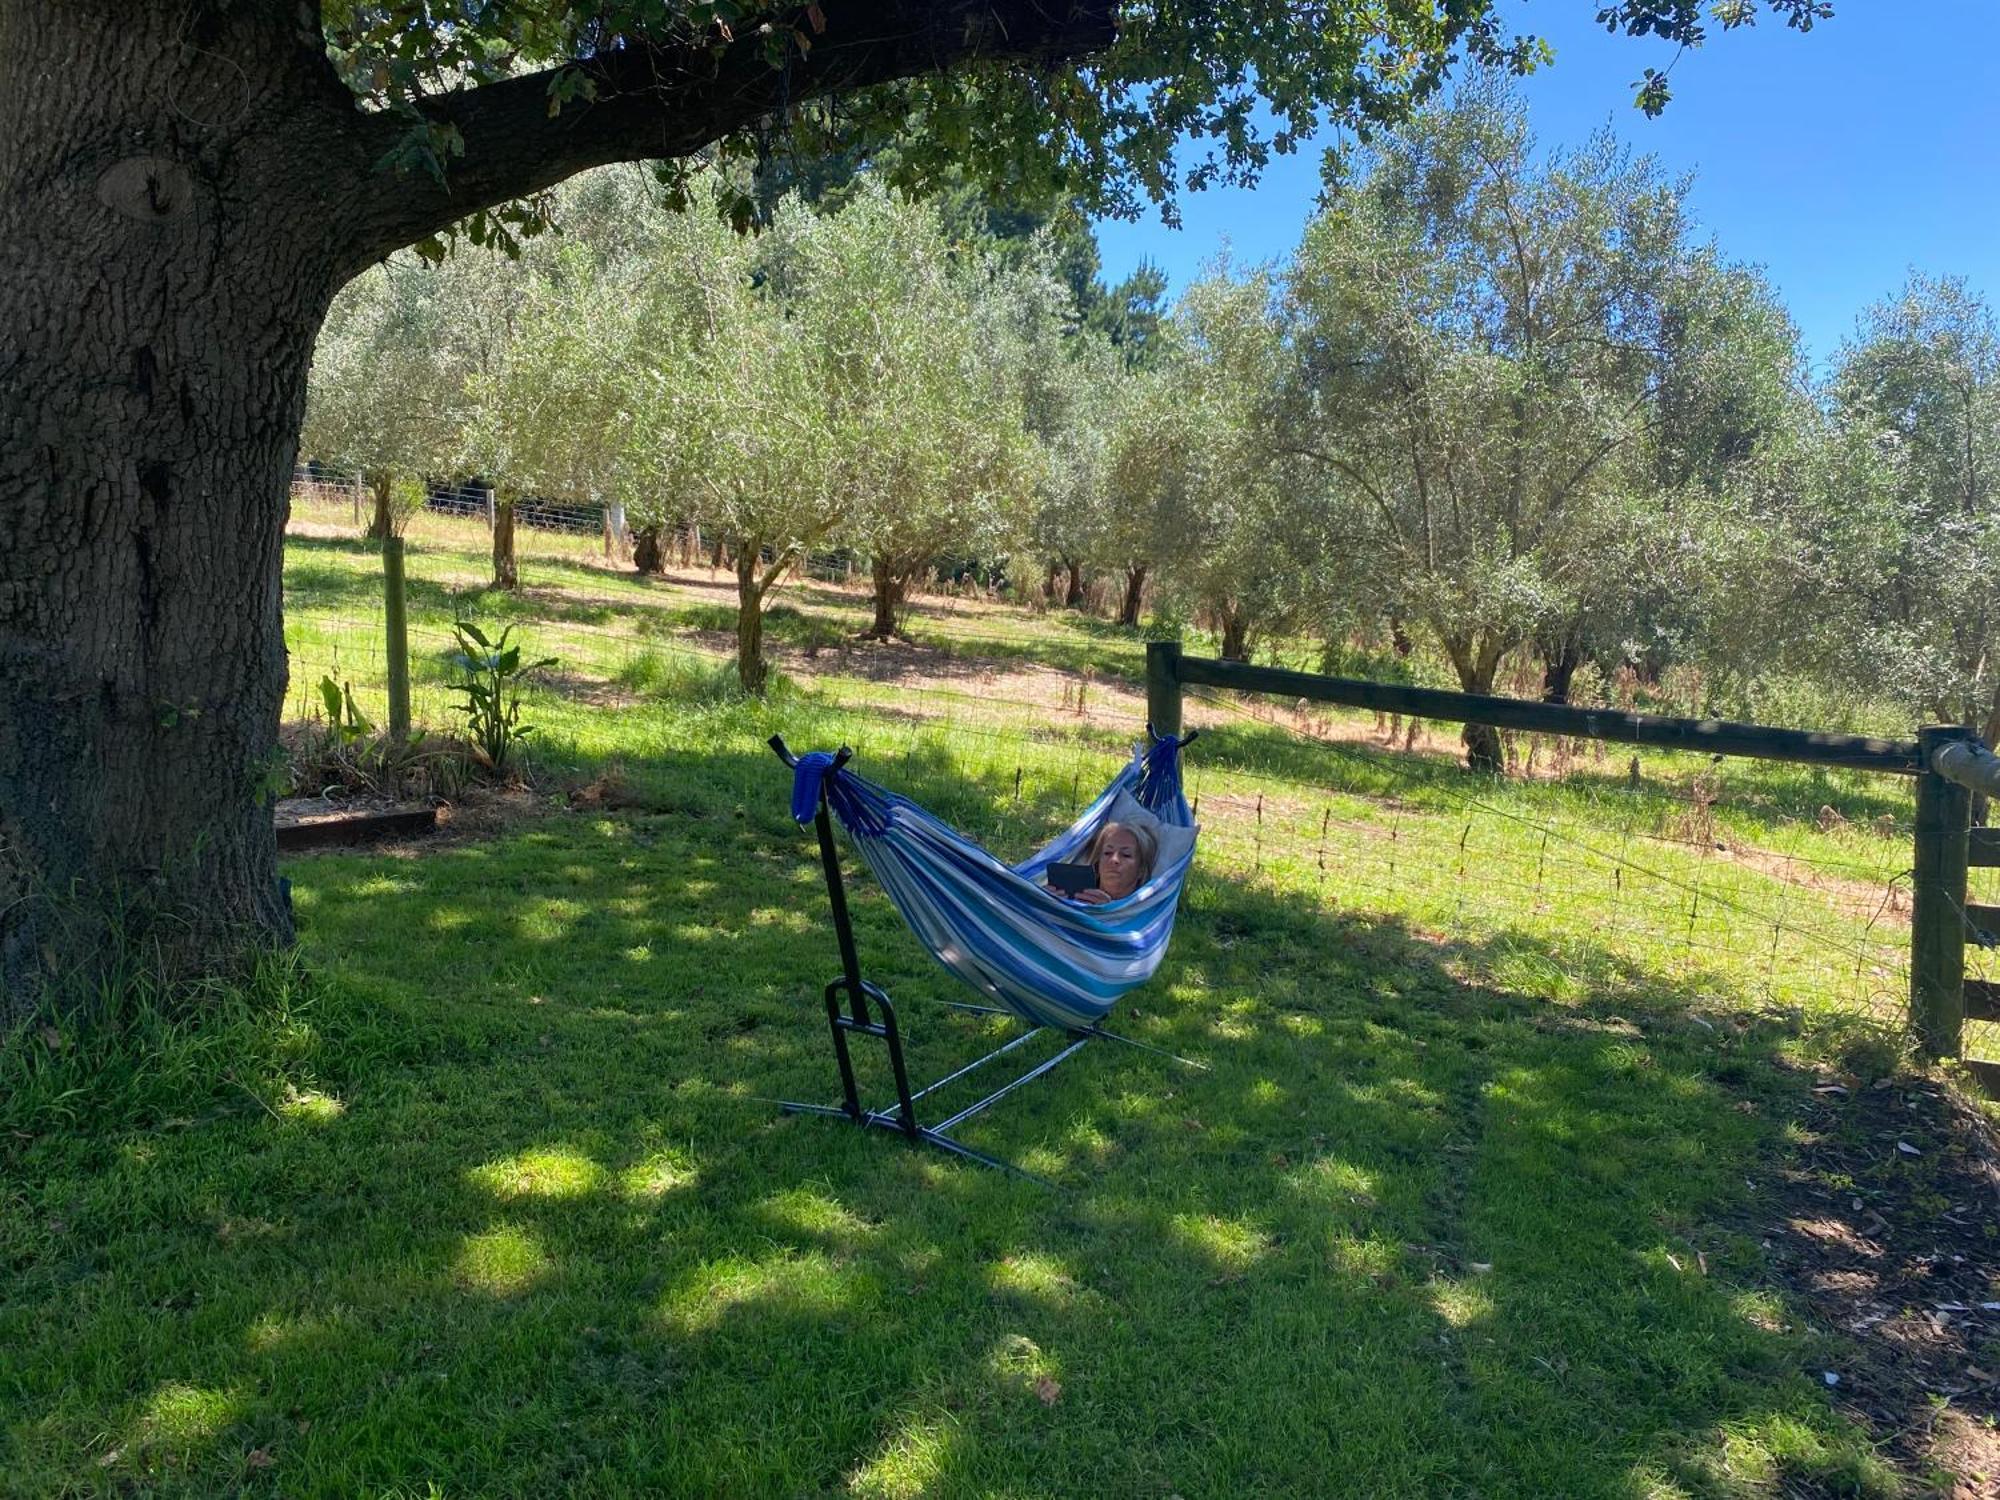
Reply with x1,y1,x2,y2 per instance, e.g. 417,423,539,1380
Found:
788,736,1199,1031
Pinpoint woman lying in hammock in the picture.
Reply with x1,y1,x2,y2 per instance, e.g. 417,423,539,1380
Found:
1049,819,1158,905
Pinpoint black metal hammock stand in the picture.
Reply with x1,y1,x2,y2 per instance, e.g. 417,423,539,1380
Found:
766,732,1202,1178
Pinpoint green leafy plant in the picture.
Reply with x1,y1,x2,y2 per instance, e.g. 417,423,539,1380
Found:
447,621,556,773
318,675,374,744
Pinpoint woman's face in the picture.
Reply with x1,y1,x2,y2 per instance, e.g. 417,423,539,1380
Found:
1095,829,1143,899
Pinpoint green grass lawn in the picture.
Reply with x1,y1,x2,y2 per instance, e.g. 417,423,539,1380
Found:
3,514,1980,1497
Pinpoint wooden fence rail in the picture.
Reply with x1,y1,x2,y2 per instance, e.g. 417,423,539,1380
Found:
1147,640,1924,774
1147,641,1990,1075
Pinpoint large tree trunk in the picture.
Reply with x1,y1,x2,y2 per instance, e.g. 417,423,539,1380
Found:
0,7,360,1011
735,546,768,694
1120,564,1147,627
863,555,908,640
491,497,518,590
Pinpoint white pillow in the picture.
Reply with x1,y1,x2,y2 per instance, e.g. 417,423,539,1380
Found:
1103,789,1198,876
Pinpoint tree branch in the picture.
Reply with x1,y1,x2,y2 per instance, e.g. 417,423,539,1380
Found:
337,0,1116,271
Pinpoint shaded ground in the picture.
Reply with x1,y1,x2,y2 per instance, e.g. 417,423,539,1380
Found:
1755,1070,2000,1493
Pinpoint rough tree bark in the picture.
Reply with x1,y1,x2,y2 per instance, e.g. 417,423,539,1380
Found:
1063,557,1086,609
863,555,909,640
364,472,394,541
0,0,1117,1014
1443,632,1510,773
632,525,665,576
1119,565,1147,627
735,546,771,694
1541,638,1582,705
1217,603,1251,663
491,497,518,590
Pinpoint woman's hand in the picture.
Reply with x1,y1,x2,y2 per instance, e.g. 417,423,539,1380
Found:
1072,888,1114,905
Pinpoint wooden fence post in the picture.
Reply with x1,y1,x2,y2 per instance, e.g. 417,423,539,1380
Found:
1913,724,1974,1058
1147,640,1183,739
350,474,362,527
383,536,412,742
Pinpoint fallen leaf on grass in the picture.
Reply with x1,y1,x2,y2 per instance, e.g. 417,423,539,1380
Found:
246,1447,275,1471
1033,1375,1062,1406
1897,1141,1922,1156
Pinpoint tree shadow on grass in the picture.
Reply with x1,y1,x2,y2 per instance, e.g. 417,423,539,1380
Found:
3,734,1924,1496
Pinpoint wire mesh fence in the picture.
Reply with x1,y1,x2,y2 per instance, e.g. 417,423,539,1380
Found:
1173,682,1912,1021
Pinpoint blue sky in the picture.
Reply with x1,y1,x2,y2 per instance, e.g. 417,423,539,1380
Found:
1092,2,1998,373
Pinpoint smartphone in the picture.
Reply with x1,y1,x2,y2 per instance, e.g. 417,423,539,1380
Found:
1047,861,1096,895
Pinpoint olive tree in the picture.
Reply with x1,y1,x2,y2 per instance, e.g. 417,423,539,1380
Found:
1832,276,2000,736
460,243,648,588
632,217,840,692
1284,79,1788,767
301,258,488,539
1148,269,1310,660
761,188,1035,639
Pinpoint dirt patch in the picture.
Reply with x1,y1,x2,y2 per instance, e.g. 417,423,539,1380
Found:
1754,1073,2000,1491
1716,843,1911,930
775,635,1150,733
286,519,362,543
541,669,643,711
278,785,548,859
402,787,547,851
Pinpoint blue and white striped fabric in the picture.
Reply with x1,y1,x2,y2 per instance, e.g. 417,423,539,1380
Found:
789,737,1198,1032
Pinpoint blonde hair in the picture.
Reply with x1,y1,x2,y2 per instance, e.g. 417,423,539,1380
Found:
1086,819,1157,887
